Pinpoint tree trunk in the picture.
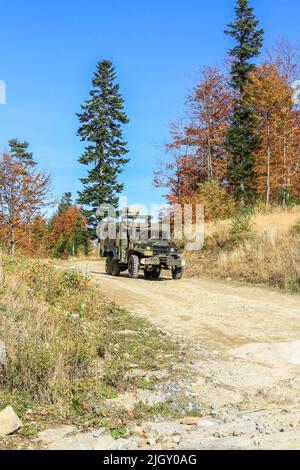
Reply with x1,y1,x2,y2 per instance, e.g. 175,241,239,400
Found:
204,91,214,181
282,134,287,207
207,130,213,181
240,181,245,207
8,227,15,256
0,253,4,284
266,122,271,207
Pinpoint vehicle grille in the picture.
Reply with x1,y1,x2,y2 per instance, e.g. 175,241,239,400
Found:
153,245,169,255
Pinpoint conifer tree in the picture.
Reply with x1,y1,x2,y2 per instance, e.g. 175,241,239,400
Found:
58,192,73,215
8,138,36,167
225,0,264,204
77,60,129,235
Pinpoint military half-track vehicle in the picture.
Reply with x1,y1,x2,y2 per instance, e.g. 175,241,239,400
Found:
97,208,185,280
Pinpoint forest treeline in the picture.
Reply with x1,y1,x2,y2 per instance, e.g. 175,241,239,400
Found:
154,18,300,219
0,140,89,257
1,0,300,257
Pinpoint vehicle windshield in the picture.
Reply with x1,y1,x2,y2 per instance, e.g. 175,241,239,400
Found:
127,226,170,241
130,228,148,240
149,230,169,240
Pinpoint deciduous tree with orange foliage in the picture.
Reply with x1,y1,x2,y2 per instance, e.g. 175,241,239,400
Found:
16,216,49,258
49,193,90,258
186,67,232,182
156,34,300,215
247,64,300,205
154,67,231,206
0,149,52,255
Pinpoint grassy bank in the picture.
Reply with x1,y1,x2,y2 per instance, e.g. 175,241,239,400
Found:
185,210,300,293
0,258,176,434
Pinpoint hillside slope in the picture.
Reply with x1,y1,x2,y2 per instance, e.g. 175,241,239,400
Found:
186,207,300,292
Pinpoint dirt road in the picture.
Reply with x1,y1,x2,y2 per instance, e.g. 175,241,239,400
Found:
63,260,300,449
69,260,300,344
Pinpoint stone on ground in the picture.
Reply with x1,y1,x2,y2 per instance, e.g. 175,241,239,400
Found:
0,406,23,437
37,426,147,450
180,416,202,426
106,389,166,411
37,425,76,444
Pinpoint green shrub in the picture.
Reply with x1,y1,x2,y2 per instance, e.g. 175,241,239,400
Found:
229,207,254,247
198,181,236,221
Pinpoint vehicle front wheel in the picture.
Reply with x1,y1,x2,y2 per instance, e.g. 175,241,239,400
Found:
144,269,153,280
111,260,121,276
128,255,139,279
144,268,161,280
172,267,183,280
151,268,161,279
105,255,113,275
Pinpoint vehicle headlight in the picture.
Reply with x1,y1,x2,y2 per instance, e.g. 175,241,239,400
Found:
170,247,175,252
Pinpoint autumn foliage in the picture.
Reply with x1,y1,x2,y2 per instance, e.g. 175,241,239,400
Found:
247,64,300,205
0,148,89,258
0,152,52,255
155,44,300,216
49,204,90,258
154,67,231,208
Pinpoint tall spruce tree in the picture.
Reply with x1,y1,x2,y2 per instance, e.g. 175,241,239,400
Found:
225,0,264,204
77,60,129,234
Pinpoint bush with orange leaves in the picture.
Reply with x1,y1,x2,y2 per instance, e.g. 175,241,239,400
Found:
49,205,90,258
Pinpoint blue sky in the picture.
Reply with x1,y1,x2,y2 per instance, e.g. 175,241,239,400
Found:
1,0,300,212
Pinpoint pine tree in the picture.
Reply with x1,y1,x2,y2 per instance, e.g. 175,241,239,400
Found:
77,60,129,235
225,0,264,204
58,192,73,215
8,138,36,167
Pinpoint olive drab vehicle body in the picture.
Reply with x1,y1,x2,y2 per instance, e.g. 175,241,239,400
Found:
97,208,185,280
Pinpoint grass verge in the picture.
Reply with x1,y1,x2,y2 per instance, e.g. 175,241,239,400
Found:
0,257,176,439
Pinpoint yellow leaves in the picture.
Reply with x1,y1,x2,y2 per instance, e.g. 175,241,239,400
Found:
246,64,300,203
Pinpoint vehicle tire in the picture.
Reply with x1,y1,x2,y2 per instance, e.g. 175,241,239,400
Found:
144,269,153,280
151,268,161,279
105,255,113,275
111,260,121,276
172,267,183,280
128,255,139,279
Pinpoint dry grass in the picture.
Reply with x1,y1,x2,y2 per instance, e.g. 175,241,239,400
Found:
185,209,300,293
204,205,300,237
217,231,300,291
253,205,300,234
0,258,175,425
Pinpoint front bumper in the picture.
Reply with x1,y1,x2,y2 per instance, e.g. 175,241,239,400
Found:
140,256,160,266
166,256,185,268
140,256,185,269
